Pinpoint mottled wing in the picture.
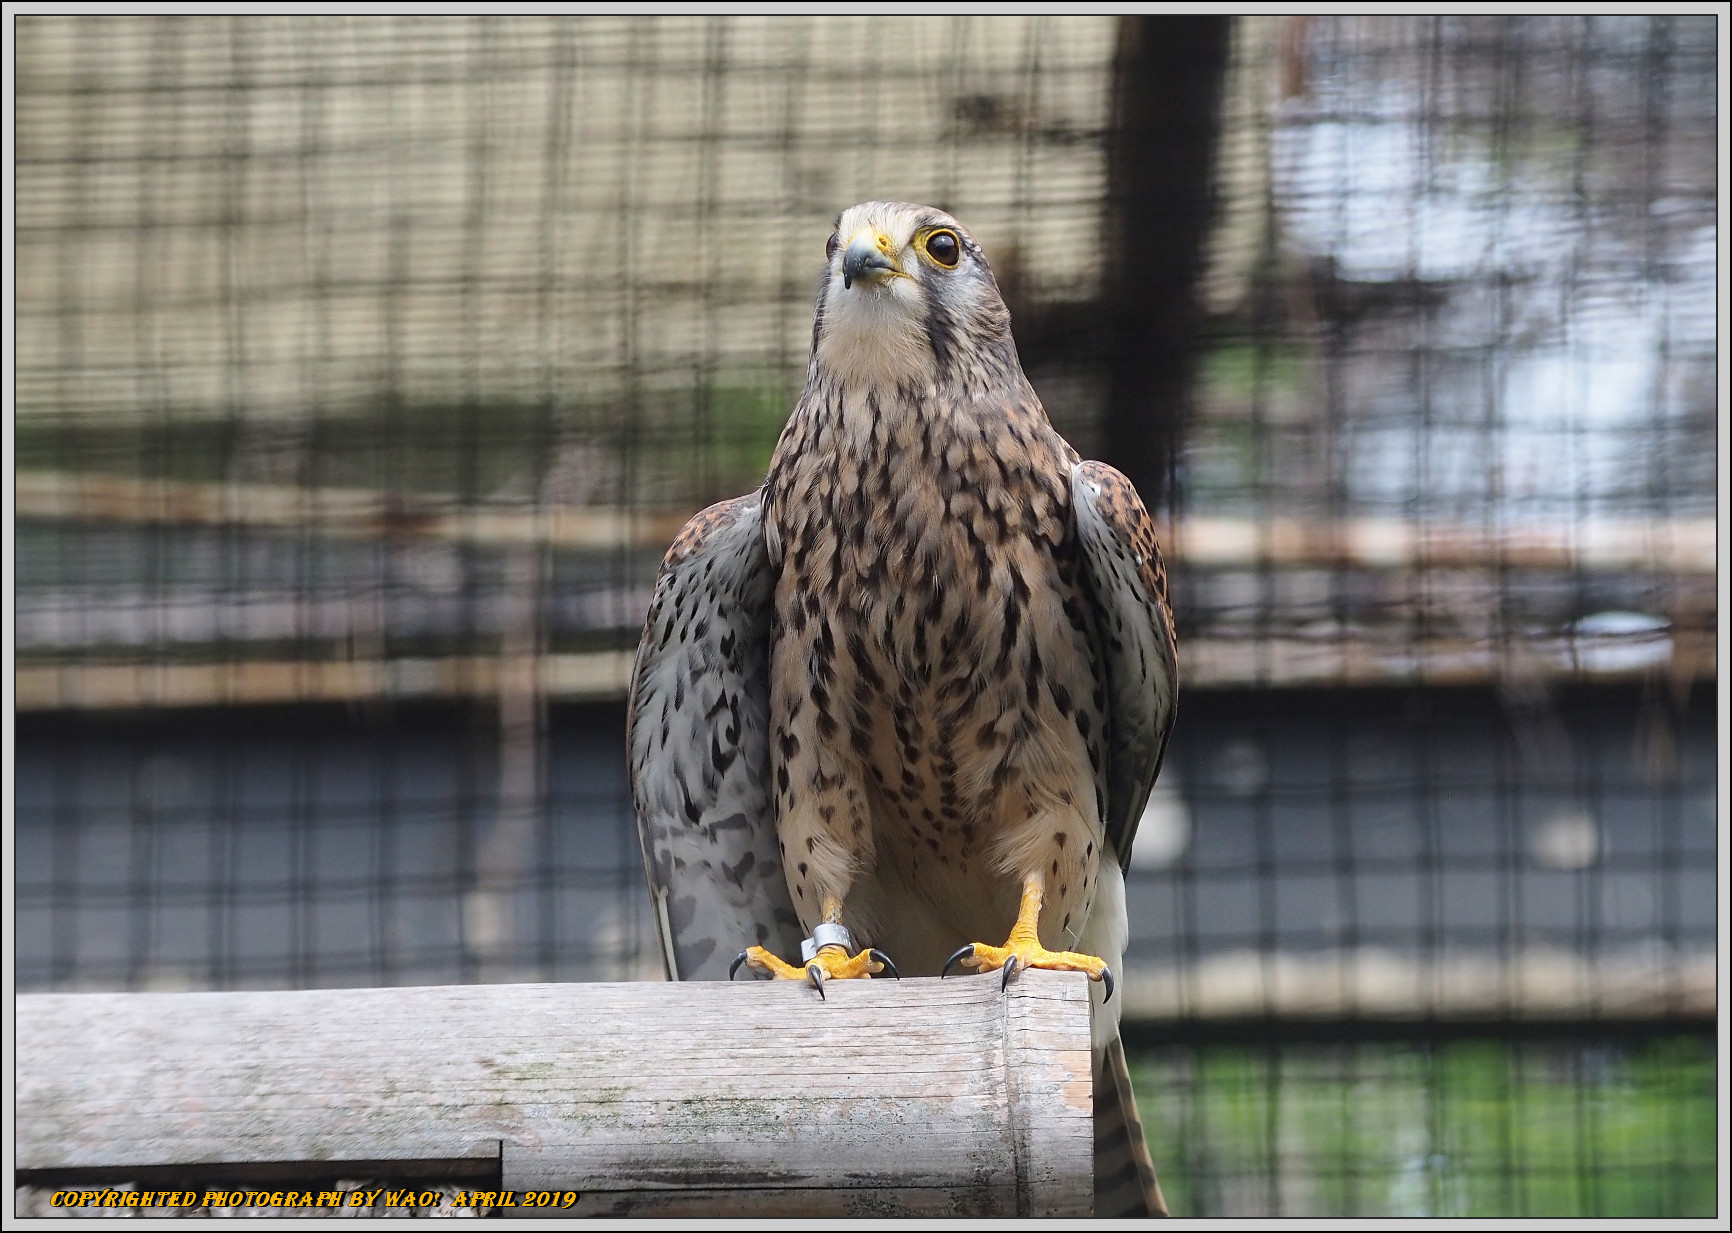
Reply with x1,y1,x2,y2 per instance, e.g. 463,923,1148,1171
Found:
627,493,803,980
1070,461,1180,872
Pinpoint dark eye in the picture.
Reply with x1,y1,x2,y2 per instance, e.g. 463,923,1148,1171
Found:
826,232,839,261
925,230,960,268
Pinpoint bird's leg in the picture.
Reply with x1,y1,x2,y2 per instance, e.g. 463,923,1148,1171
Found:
942,872,1114,1000
731,897,896,996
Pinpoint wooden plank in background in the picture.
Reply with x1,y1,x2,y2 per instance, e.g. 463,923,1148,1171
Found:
18,470,1716,573
15,629,1715,712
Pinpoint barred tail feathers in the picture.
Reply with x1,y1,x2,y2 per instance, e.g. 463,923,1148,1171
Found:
1093,1033,1167,1217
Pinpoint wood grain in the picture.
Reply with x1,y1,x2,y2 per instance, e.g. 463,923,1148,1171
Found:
17,971,1094,1217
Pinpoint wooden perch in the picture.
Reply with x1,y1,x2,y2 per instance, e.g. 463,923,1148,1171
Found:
16,971,1094,1217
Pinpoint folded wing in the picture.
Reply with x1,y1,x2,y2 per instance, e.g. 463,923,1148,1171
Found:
627,493,802,980
1069,461,1180,872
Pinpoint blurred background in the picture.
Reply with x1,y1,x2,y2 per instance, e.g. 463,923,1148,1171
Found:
12,15,1719,1216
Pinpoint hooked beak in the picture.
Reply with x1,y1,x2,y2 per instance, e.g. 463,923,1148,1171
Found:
842,232,900,289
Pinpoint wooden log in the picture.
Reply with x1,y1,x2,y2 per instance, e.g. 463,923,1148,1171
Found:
16,971,1094,1217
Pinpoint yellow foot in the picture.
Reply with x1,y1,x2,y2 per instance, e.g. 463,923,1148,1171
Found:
941,940,1115,1003
729,943,898,999
940,874,1115,1000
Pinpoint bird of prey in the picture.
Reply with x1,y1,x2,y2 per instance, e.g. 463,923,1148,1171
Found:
629,201,1178,1215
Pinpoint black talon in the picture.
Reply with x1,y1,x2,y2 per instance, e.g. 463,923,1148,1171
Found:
1001,954,1020,991
729,951,750,981
942,944,975,979
1100,965,1114,1004
869,949,901,980
806,962,826,1000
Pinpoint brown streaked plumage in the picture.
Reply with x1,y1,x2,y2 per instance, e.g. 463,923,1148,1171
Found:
629,201,1177,1215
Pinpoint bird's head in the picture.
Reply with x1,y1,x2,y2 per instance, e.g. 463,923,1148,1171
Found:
811,201,1017,393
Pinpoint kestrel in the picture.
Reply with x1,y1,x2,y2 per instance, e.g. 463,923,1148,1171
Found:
629,202,1177,1214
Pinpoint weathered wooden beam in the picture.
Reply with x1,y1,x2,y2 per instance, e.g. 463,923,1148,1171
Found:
20,471,1716,575
12,651,635,712
1122,948,1718,1024
16,972,1095,1217
15,626,1715,713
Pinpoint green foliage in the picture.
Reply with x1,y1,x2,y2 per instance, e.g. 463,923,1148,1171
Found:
1128,1035,1715,1218
14,381,796,505
1196,341,1311,404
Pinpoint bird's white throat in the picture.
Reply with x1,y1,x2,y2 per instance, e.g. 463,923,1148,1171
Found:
815,276,939,391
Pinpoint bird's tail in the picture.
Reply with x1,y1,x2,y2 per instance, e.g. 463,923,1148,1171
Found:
1093,1033,1168,1216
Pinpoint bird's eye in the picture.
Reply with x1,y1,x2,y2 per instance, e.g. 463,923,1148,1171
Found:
924,230,960,268
826,232,839,261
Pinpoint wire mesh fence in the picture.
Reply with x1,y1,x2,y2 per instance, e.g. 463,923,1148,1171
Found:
12,14,1721,1217
1132,1032,1716,1218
